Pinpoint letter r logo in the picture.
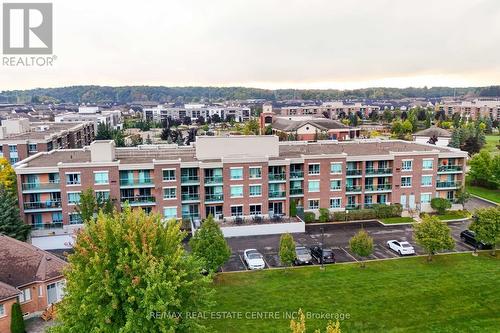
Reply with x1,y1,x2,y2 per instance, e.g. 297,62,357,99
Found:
3,3,53,54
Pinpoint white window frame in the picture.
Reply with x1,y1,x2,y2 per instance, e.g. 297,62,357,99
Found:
308,163,320,175
67,191,82,205
162,168,176,182
330,179,342,191
95,190,110,201
308,199,320,210
65,172,81,186
249,166,262,180
330,162,343,175
401,159,413,172
401,176,412,188
19,288,31,303
163,186,177,200
38,285,44,297
0,303,5,318
420,192,432,204
422,158,434,170
163,206,177,219
249,184,262,197
330,197,342,209
230,205,243,216
93,171,109,185
230,167,243,180
230,185,244,198
421,175,433,187
249,204,262,215
308,180,320,193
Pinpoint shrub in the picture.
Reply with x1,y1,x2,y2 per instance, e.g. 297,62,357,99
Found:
303,212,316,223
333,212,347,221
318,208,330,222
290,200,297,217
10,302,25,333
431,198,452,215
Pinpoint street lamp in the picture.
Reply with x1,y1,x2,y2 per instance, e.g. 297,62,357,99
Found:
320,227,325,270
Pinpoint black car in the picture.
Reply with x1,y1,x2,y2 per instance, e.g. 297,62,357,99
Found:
309,246,336,264
460,230,492,249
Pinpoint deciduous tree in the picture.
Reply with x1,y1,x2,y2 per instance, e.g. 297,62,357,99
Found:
430,198,452,215
0,157,17,195
470,207,500,255
413,215,455,261
349,229,373,268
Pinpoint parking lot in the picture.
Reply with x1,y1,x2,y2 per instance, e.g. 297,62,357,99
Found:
222,220,476,272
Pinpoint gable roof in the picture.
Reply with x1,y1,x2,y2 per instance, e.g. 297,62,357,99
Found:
272,117,350,132
0,281,19,302
0,235,66,288
414,126,452,138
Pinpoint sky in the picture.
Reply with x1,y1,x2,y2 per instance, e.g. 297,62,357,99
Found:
1,0,500,91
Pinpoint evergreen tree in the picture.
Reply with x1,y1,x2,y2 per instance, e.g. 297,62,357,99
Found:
0,186,30,241
10,302,26,333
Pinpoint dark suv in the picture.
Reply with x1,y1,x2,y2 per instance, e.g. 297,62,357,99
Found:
460,230,492,249
310,246,336,264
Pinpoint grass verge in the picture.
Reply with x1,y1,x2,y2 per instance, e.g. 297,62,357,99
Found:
380,216,415,224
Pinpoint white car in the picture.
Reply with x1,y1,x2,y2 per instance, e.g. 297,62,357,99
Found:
387,240,415,256
243,249,265,270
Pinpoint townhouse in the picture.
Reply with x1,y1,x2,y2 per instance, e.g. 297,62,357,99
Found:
0,119,95,164
14,136,467,233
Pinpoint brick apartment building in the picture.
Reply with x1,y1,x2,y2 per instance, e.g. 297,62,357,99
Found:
14,136,466,232
0,235,66,333
0,119,95,164
436,99,500,121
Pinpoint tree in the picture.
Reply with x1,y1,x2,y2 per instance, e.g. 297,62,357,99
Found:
469,150,500,189
279,233,296,268
10,302,25,333
0,186,30,241
189,215,231,273
469,207,500,255
430,197,452,215
349,229,374,268
182,116,192,125
413,215,455,261
160,127,171,141
50,208,214,333
243,119,260,135
290,308,341,333
76,188,114,223
0,157,17,195
454,187,471,210
383,109,393,123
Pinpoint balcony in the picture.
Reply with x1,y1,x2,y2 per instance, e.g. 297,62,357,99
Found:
120,196,156,206
346,185,362,193
24,200,62,211
205,194,224,203
290,171,304,179
290,188,304,196
182,213,200,221
268,173,286,182
31,222,63,230
346,169,362,177
269,191,286,199
21,182,60,192
119,177,154,187
437,165,463,173
346,204,361,210
181,193,200,202
436,181,461,189
364,184,392,192
204,175,223,185
365,168,392,176
181,175,200,184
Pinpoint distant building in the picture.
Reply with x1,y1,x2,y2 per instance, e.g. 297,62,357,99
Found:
0,119,95,164
436,99,500,121
142,104,251,123
54,109,122,130
0,235,66,333
413,126,452,147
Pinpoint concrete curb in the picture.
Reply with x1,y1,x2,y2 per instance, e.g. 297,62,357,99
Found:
306,219,379,226
470,194,500,206
440,217,470,223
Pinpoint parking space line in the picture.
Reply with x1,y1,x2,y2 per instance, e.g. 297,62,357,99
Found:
456,240,475,250
341,247,358,262
238,254,249,270
377,245,398,258
262,256,271,268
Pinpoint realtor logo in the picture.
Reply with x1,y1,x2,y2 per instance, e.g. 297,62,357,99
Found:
2,3,53,54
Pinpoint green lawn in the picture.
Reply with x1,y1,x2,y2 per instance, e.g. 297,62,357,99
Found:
484,135,499,155
380,216,415,224
435,210,471,221
467,184,500,203
207,254,500,333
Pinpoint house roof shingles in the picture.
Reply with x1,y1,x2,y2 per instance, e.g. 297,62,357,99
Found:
272,117,350,132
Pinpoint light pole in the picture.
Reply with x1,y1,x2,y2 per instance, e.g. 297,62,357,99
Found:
320,227,325,270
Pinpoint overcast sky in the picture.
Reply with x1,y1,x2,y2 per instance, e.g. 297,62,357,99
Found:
1,0,500,91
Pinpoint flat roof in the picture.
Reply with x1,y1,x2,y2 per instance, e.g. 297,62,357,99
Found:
0,122,91,142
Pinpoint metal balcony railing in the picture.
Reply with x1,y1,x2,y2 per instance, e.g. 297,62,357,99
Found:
436,181,460,188
346,185,362,192
290,188,304,195
365,168,392,175
181,175,200,184
269,191,286,198
365,184,392,191
290,171,304,179
120,196,156,205
269,173,286,181
205,194,224,202
204,175,223,184
181,193,200,201
31,222,63,230
437,165,463,172
119,178,154,186
22,182,60,191
24,201,62,210
346,169,362,176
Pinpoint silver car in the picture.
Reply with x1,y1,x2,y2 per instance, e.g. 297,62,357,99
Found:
294,246,312,265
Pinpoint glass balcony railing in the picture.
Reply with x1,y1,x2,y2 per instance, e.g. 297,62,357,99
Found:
346,185,362,192
119,178,154,186
31,222,63,230
345,204,361,210
346,169,362,176
436,181,460,188
290,188,304,195
269,191,286,198
204,175,223,184
437,165,463,172
120,196,156,205
181,175,200,184
181,193,200,201
24,201,62,210
365,168,392,175
290,171,304,179
205,194,224,202
182,213,200,220
365,184,392,191
269,173,286,181
22,182,60,191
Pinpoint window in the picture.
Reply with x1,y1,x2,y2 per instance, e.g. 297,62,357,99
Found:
0,303,5,317
421,175,433,187
308,180,320,192
421,193,432,203
330,198,342,208
19,288,31,303
401,176,412,188
401,160,412,171
163,187,176,199
330,163,342,175
230,167,243,180
308,164,320,175
231,205,243,216
9,157,18,164
67,192,81,204
249,204,262,215
422,159,433,170
330,179,341,191
249,167,262,179
9,145,17,153
249,185,262,197
230,185,244,198
162,169,176,181
69,213,82,224
308,199,319,209
94,171,109,185
28,144,37,153
95,191,110,201
163,207,177,219
66,173,81,185
38,285,44,297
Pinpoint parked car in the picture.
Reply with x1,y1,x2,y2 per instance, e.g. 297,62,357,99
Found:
309,246,336,264
243,249,265,270
387,240,415,255
294,246,313,265
460,230,492,249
